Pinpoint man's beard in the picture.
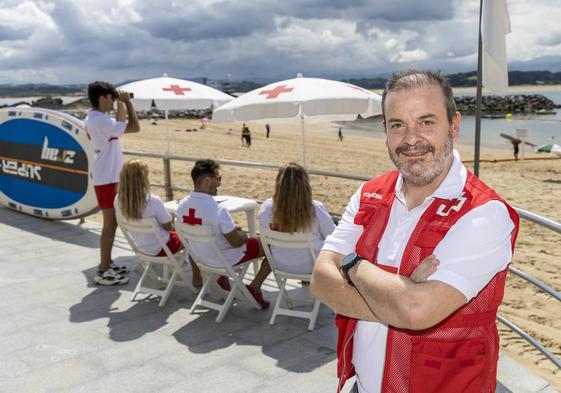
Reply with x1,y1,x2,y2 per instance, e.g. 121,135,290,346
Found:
388,129,454,187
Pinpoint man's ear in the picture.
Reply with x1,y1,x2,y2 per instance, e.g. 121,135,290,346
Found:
450,111,461,141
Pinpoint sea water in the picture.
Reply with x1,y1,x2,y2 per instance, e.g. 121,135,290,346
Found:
345,89,561,149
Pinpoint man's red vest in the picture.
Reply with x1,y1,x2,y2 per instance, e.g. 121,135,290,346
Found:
336,170,519,393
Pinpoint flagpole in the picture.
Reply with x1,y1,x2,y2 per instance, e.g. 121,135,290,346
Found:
474,0,484,177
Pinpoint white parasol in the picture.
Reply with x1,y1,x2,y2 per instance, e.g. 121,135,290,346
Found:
119,74,233,153
212,73,382,167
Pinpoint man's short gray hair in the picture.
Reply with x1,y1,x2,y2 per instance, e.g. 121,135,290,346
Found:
381,70,457,124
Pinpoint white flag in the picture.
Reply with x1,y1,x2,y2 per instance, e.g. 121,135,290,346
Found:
481,0,511,95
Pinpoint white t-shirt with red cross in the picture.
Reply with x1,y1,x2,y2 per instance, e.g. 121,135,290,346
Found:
258,198,336,274
114,193,172,256
176,192,246,267
321,150,515,393
85,110,126,185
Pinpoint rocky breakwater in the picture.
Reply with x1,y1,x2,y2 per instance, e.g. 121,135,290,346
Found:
455,94,559,114
4,97,214,121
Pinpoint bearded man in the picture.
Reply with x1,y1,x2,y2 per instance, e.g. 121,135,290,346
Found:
310,70,519,393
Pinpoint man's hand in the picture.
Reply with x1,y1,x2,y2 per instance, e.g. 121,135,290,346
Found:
116,90,140,133
237,227,248,241
117,90,131,103
410,255,439,283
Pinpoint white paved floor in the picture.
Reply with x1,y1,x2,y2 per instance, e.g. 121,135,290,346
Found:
0,206,555,393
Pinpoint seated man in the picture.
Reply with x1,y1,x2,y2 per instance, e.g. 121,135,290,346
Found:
176,159,271,309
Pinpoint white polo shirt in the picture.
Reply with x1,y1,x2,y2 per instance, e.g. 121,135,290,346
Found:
85,110,126,185
322,150,515,393
259,198,336,274
114,193,172,256
176,192,246,267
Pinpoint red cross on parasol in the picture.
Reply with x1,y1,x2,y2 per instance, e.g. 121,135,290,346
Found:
162,85,192,95
258,85,294,99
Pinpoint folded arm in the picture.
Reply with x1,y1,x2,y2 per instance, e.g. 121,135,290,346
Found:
349,261,466,330
311,250,440,322
311,250,379,321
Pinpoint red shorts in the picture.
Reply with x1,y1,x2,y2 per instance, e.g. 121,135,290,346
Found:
234,237,261,265
94,183,118,209
157,231,183,256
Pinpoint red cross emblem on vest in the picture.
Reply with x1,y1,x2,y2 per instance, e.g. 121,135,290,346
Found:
182,208,202,225
259,85,294,99
436,192,467,217
162,85,192,95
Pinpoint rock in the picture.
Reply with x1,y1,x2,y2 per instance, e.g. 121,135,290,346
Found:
455,94,556,115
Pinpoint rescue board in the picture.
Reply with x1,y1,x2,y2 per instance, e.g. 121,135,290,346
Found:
499,132,536,147
0,107,97,219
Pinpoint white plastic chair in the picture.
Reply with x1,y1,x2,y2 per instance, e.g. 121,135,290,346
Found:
175,222,261,322
116,212,193,307
260,228,321,330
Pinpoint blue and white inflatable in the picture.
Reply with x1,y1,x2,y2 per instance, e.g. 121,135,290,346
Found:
0,107,97,219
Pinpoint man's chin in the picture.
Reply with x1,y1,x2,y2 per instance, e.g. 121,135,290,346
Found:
401,160,428,175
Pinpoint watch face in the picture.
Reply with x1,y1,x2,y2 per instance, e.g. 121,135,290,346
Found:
342,252,358,267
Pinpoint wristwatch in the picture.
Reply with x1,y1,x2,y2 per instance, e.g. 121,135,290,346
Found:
340,252,365,287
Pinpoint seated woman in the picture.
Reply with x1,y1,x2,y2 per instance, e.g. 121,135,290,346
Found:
259,163,336,274
114,159,202,286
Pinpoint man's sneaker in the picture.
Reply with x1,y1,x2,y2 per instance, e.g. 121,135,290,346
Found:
109,263,128,275
94,268,129,286
245,285,270,309
216,275,231,291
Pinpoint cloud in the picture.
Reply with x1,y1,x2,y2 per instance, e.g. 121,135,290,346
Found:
0,0,560,84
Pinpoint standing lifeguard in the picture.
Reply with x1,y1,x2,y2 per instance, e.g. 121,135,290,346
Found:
311,70,519,393
86,81,140,285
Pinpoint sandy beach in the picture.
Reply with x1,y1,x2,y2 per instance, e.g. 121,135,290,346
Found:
99,118,560,388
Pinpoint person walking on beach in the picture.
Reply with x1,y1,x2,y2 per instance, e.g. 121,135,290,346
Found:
311,70,519,393
512,140,521,161
265,124,271,138
241,123,252,147
338,127,343,142
86,81,140,285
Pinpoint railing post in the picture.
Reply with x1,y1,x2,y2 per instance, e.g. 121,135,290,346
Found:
163,156,173,201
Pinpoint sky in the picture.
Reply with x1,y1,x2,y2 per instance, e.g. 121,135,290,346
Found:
0,0,560,85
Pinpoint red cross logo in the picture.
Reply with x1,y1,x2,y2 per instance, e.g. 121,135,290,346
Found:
182,208,202,225
162,85,192,95
259,85,294,99
436,193,468,217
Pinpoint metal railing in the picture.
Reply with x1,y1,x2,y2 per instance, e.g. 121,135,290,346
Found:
123,149,561,369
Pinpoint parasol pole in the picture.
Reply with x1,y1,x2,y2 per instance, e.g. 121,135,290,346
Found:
165,109,171,154
300,113,307,169
163,108,174,200
474,0,484,177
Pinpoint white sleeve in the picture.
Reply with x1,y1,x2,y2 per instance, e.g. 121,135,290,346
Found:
314,201,336,239
151,196,172,225
429,201,515,301
258,199,273,232
218,206,236,234
321,184,364,256
97,115,126,138
175,198,186,219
